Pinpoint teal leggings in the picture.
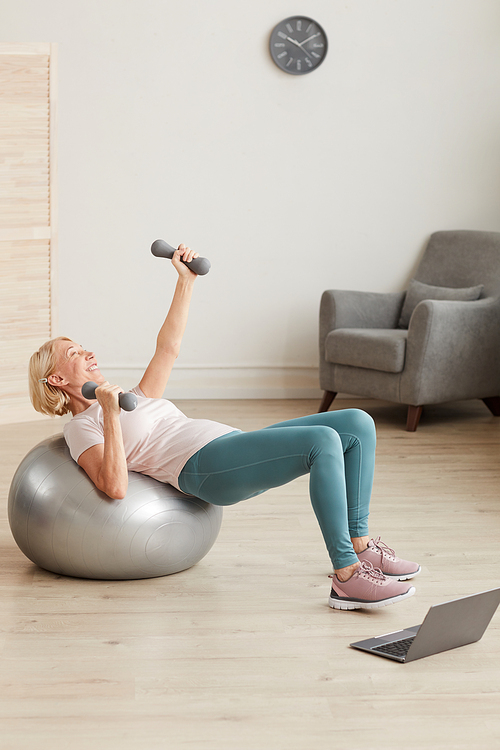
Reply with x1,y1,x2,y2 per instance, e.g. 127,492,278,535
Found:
178,409,376,570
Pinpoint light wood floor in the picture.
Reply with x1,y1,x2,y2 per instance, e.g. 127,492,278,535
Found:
1,398,499,750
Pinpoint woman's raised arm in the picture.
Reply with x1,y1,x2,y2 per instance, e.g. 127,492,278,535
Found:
139,244,198,399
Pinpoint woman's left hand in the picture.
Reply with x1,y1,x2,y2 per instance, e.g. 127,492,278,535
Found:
171,244,199,279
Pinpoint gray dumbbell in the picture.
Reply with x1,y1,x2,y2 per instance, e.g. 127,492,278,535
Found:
151,239,211,275
82,381,137,412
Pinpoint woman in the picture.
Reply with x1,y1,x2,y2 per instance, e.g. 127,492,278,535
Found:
29,244,420,610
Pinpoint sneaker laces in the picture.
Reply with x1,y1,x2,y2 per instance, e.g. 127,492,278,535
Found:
357,560,385,580
371,536,396,559
329,560,385,582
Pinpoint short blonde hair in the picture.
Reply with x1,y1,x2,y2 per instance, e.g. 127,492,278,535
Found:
29,336,73,417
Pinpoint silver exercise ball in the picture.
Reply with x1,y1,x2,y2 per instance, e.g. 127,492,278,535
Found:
8,434,223,580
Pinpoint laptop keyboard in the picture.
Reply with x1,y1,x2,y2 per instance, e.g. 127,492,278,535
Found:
372,636,415,658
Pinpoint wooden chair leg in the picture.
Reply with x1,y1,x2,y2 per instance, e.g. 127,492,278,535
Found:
483,397,500,417
318,391,337,413
406,405,423,432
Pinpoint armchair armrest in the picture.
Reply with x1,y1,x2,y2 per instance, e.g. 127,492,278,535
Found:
320,290,406,357
402,297,500,404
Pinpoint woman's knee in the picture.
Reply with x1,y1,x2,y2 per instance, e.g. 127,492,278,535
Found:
306,425,344,458
339,409,376,439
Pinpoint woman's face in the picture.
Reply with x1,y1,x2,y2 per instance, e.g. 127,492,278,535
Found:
48,340,103,390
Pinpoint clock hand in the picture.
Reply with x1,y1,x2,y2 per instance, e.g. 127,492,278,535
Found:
286,36,313,59
299,32,321,46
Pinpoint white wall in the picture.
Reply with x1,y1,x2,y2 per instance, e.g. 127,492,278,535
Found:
4,0,500,397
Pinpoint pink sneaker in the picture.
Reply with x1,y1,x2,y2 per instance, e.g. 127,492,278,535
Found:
357,537,421,580
328,561,416,610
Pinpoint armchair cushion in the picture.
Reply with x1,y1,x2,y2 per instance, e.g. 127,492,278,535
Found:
325,328,408,373
398,279,484,329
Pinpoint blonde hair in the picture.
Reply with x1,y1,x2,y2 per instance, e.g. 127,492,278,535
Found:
29,336,73,417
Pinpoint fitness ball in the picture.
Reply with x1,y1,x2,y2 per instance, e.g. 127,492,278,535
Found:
8,434,223,580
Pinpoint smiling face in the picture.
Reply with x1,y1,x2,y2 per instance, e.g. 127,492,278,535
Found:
47,339,104,391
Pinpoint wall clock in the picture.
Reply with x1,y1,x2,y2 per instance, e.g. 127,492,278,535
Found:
269,16,328,75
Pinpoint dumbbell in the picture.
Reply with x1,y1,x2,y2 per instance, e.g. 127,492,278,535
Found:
151,239,211,276
82,381,138,412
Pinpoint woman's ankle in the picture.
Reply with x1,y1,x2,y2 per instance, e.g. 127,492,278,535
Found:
335,561,360,582
351,535,370,554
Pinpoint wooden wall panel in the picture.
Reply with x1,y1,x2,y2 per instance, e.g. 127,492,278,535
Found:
0,43,57,424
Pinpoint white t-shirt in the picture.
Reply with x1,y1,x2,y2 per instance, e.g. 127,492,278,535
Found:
63,386,237,490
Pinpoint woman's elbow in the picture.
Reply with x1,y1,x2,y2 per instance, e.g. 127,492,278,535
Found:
156,340,180,360
109,487,128,500
99,478,128,500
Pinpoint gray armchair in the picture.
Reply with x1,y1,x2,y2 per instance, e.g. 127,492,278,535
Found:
319,230,500,430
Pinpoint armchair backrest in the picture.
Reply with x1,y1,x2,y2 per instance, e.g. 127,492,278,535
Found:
415,230,500,298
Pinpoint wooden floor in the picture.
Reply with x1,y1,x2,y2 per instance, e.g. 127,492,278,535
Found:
1,398,499,750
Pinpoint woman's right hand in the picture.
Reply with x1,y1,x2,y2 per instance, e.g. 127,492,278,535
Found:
171,243,199,280
95,381,123,416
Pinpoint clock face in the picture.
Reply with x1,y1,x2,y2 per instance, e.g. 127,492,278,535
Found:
269,16,328,75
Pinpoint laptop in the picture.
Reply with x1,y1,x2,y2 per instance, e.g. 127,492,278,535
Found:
350,587,500,663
